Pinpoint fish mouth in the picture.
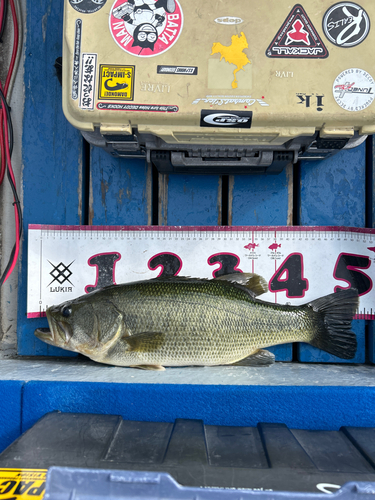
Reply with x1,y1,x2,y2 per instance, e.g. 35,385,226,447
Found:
34,309,73,347
34,327,54,344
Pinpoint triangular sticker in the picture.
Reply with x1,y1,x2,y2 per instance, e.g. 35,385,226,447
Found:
266,4,329,59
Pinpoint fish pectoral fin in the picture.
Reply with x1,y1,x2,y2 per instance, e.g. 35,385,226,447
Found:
215,273,268,297
130,364,166,371
231,349,275,367
124,332,166,353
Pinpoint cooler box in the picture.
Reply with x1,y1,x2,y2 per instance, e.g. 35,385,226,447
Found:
63,0,375,173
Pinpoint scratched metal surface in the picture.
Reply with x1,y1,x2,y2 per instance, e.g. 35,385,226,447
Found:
18,0,373,365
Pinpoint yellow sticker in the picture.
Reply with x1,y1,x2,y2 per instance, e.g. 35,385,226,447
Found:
0,469,47,500
99,65,135,101
211,32,251,89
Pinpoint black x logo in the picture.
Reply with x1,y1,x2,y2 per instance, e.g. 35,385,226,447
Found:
48,261,74,286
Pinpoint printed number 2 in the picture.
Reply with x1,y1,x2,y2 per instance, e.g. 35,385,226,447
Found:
333,253,372,296
269,253,309,298
148,253,182,277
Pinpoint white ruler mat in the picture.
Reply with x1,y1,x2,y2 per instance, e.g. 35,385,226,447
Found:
27,225,375,319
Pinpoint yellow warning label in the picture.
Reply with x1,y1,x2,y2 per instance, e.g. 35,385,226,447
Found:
99,64,135,101
0,469,47,500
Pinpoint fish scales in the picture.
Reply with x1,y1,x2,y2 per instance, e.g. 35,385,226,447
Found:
69,279,314,366
36,276,359,369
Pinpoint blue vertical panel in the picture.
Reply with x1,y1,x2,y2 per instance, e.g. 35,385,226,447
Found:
0,381,23,453
160,174,220,226
231,169,293,361
89,148,151,225
298,144,366,363
18,0,83,356
22,381,375,433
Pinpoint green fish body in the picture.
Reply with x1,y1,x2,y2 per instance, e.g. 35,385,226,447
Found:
35,275,358,370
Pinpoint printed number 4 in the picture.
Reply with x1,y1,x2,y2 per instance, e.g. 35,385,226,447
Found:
269,253,309,298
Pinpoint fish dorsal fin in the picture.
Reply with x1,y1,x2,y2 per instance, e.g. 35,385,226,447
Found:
125,332,166,353
231,349,275,367
216,273,268,296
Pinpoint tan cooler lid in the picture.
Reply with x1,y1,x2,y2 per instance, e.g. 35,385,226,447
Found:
62,0,375,145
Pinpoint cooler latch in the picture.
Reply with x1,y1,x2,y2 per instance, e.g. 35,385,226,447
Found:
299,137,350,161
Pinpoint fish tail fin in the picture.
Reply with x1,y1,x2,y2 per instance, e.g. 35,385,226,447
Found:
308,289,359,359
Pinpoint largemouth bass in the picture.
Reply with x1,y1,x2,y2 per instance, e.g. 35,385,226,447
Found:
35,274,358,370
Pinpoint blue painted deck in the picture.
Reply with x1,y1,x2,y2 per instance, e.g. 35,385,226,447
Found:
9,0,375,452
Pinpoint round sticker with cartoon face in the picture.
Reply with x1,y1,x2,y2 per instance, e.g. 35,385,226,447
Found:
109,0,183,57
69,0,107,14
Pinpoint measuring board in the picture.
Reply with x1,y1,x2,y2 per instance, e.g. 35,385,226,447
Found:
27,225,375,319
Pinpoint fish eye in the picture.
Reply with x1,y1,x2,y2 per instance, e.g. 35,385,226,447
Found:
62,306,72,318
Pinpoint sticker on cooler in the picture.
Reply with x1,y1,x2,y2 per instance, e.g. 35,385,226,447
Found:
99,64,135,100
109,0,183,57
200,110,252,128
192,95,269,106
210,32,251,89
69,0,107,14
333,68,374,111
72,19,82,100
79,53,97,110
266,4,329,58
322,2,370,48
214,17,243,25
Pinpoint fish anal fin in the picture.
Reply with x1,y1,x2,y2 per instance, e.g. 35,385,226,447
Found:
230,349,275,367
125,332,166,353
131,364,166,371
216,273,268,296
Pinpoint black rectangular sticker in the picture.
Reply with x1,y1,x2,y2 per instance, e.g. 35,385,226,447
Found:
200,110,252,128
157,65,198,75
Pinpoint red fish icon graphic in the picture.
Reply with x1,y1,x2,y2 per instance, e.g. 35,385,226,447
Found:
286,20,310,45
269,243,281,251
244,243,259,251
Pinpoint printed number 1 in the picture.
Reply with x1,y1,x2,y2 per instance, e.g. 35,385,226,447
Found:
269,253,309,298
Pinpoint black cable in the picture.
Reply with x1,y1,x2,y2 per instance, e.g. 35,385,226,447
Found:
0,86,13,153
0,0,8,43
0,84,22,287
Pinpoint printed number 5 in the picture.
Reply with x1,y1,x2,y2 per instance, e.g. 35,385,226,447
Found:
333,253,372,296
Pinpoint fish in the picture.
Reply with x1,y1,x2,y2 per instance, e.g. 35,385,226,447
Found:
35,274,359,371
104,79,128,91
244,243,259,251
268,243,281,251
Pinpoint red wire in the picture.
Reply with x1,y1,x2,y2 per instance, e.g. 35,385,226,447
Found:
4,0,18,98
2,105,19,284
0,2,4,38
0,107,5,184
0,0,18,185
1,0,20,284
